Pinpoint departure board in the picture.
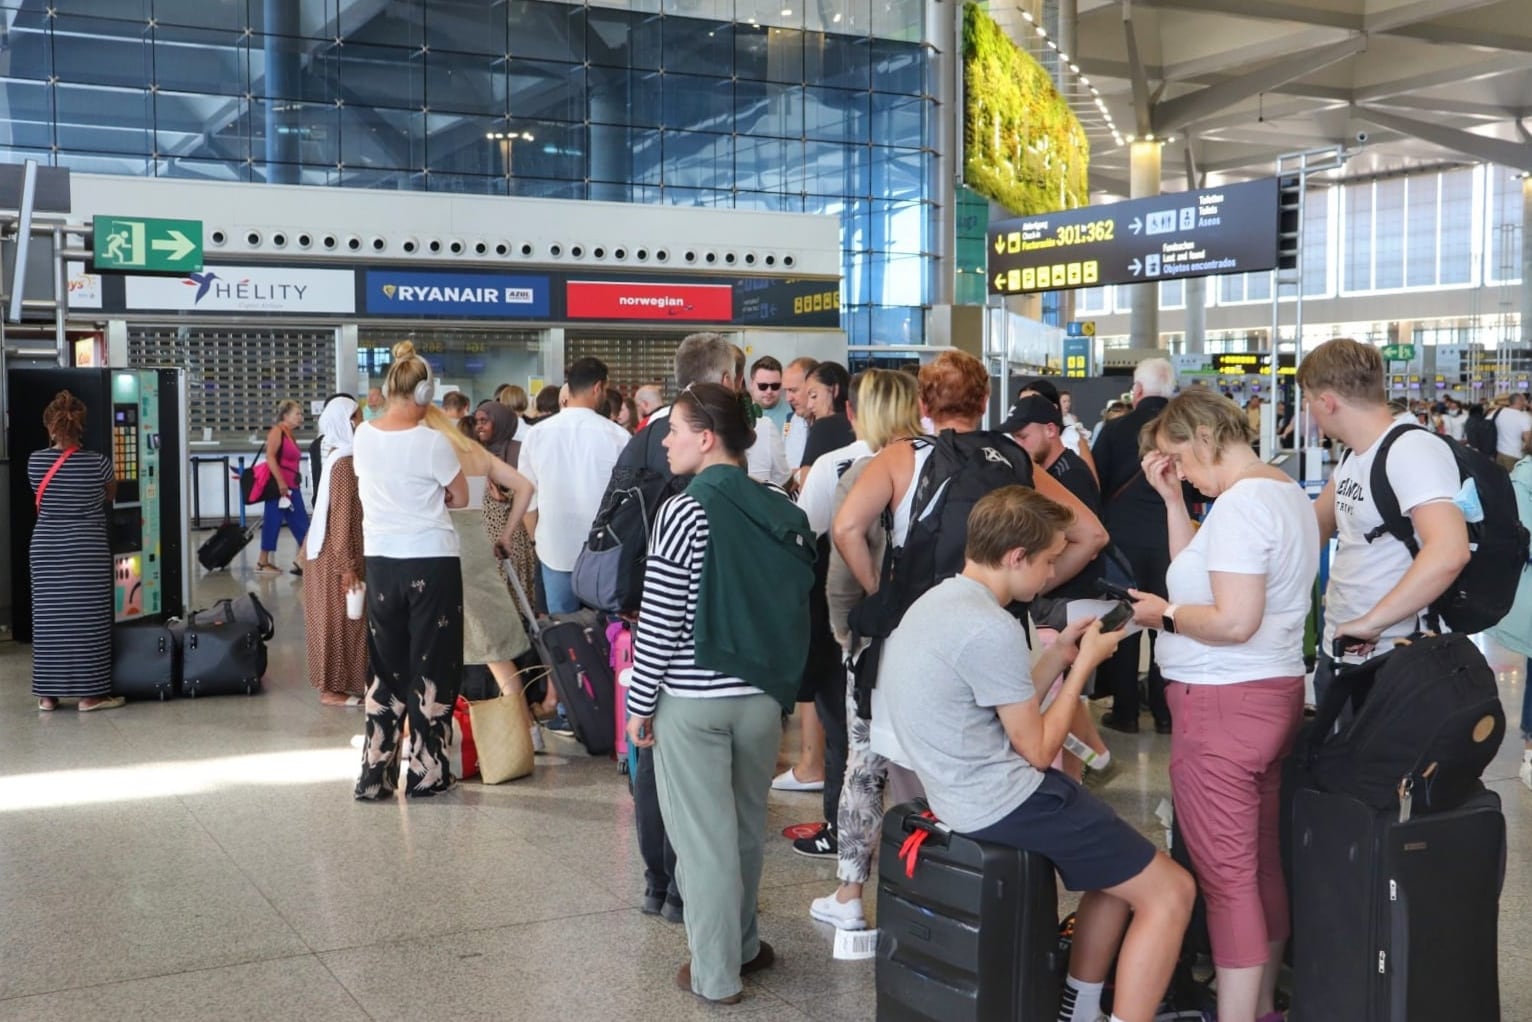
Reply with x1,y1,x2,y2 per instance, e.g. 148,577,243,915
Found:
987,178,1281,295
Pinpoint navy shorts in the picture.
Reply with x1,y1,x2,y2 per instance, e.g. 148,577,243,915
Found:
967,769,1156,892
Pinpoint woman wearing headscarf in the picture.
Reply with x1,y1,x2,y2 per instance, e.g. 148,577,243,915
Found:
474,400,537,609
303,395,368,706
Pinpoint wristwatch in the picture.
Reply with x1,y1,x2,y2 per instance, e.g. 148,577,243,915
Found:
1161,604,1179,634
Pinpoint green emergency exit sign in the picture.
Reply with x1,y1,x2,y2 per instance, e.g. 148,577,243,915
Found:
1381,343,1416,362
93,216,204,272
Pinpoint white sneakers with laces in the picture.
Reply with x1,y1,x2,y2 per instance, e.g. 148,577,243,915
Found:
809,891,866,931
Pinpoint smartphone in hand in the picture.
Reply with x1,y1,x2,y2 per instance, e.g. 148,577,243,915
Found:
1099,600,1134,632
1095,579,1137,603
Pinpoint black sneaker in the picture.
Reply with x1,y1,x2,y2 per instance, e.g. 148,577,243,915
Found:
792,823,838,859
545,713,576,737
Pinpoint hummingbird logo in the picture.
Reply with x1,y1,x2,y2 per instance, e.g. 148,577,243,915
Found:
182,271,219,303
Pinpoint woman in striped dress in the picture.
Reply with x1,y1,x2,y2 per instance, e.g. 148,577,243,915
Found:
31,390,121,712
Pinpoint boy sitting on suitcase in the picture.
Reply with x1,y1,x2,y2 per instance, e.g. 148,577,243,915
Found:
882,485,1195,1022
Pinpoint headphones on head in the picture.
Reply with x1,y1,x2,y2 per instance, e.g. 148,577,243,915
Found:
388,356,436,406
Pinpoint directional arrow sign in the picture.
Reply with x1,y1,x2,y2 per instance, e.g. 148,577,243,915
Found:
1129,257,1143,277
1130,216,1142,235
94,216,204,272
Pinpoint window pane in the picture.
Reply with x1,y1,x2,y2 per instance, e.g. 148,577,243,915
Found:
871,92,925,150
589,122,639,184
0,79,56,149
154,0,244,31
1439,169,1473,286
1219,273,1242,304
507,1,585,63
426,50,506,115
509,176,585,200
1245,271,1270,302
426,0,508,56
1159,278,1184,308
1404,174,1438,289
509,120,585,181
663,129,732,189
663,14,732,75
872,144,922,201
735,25,803,83
53,16,151,89
154,25,248,96
505,59,582,122
6,17,52,81
587,8,662,70
805,33,870,90
588,67,662,127
57,84,151,155
249,97,339,165
805,85,867,143
661,73,731,131
871,39,923,94
427,172,505,195
342,0,424,48
333,43,424,109
1302,186,1329,298
249,0,341,38
1344,183,1372,292
735,134,804,193
342,107,422,170
269,36,340,103
1373,178,1404,290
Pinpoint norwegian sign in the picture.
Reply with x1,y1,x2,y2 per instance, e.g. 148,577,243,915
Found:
566,280,734,322
987,178,1280,295
364,271,550,318
94,216,204,272
123,267,355,313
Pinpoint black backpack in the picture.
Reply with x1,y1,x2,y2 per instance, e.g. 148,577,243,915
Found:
1464,412,1498,458
847,430,1033,713
1364,424,1529,634
1298,633,1505,818
571,420,685,614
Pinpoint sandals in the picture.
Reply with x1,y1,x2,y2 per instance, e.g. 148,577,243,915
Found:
78,696,126,713
290,563,304,577
37,697,57,711
256,563,281,574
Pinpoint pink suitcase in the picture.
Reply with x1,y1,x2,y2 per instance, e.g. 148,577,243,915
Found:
607,620,636,772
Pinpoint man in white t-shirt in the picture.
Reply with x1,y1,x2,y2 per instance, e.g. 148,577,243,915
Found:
1440,398,1468,443
518,356,632,615
781,356,818,476
1493,394,1532,471
1300,339,1470,699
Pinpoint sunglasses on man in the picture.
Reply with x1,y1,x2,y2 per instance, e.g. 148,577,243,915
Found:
756,382,781,391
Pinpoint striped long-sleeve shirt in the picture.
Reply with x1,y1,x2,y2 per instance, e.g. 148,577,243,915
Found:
627,492,762,717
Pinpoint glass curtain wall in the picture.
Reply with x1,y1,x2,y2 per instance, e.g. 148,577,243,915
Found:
0,0,934,344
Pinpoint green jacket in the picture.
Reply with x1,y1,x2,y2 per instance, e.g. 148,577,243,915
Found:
687,464,816,711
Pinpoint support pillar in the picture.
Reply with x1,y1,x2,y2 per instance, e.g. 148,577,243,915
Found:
1129,140,1162,349
263,0,301,183
1522,176,1532,344
1183,165,1206,353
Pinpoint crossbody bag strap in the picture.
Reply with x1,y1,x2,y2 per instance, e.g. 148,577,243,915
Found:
34,446,79,513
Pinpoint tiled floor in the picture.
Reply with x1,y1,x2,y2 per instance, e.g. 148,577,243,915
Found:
1,533,1529,1021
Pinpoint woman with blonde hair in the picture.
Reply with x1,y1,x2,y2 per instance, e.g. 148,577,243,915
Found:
351,341,469,799
303,394,368,706
1129,387,1318,1022
256,398,309,575
425,403,540,760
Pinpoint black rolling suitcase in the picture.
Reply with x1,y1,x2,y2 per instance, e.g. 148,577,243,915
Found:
111,621,179,700
505,564,615,756
1289,784,1505,1021
177,602,268,697
876,801,1062,1022
198,522,254,572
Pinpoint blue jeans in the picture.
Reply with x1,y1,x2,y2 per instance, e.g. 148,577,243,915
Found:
540,562,579,615
261,488,309,554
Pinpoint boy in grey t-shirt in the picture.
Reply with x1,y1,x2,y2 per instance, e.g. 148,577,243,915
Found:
881,486,1194,1022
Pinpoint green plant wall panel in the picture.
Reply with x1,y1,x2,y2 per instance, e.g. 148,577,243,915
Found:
962,1,1089,217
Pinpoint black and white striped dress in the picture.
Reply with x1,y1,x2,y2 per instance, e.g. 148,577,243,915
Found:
29,447,114,698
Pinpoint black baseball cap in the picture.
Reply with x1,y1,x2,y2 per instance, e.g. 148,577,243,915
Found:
999,394,1063,434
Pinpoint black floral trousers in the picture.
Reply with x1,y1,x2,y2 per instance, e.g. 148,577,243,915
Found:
355,556,464,800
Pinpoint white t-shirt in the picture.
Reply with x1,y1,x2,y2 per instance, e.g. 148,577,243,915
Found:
1440,410,1467,443
783,413,809,471
797,439,872,536
1156,478,1319,684
518,405,631,571
745,412,792,485
1325,424,1461,653
1494,407,1532,459
350,423,462,559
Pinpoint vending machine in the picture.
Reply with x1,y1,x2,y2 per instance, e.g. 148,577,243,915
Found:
8,367,188,643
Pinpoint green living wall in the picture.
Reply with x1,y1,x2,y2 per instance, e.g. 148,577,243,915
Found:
963,2,1089,216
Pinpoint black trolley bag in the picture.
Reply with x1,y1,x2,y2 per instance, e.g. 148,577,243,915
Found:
111,621,179,700
505,561,616,756
197,521,255,572
176,596,273,697
876,800,1063,1022
1288,635,1508,1022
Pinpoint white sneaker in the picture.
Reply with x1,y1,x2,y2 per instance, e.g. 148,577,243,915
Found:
810,892,866,930
530,724,546,755
772,767,824,792
1519,753,1532,793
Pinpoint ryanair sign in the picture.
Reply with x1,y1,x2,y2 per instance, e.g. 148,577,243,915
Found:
365,271,550,318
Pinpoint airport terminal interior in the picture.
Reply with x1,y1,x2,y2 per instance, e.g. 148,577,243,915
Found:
2,0,1532,1018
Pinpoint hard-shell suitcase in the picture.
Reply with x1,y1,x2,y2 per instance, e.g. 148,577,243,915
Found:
1289,784,1505,1022
179,620,266,696
197,522,253,572
876,801,1062,1022
506,564,615,756
608,620,635,771
111,621,179,700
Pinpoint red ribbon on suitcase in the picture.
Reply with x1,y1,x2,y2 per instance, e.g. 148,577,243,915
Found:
898,810,941,879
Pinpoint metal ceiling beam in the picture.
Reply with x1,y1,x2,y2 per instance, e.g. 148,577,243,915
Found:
1107,0,1362,30
1160,24,1348,80
1385,22,1532,55
1366,95,1516,120
1151,34,1367,135
1353,51,1532,101
1121,0,1156,136
1352,104,1532,171
1363,0,1504,35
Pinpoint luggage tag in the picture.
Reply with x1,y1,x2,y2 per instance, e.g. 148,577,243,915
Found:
833,927,879,961
1397,775,1414,823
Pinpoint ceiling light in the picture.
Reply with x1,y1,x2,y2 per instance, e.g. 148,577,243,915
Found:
781,7,792,14
485,132,496,139
1069,63,1080,73
1021,9,1033,20
1036,25,1047,36
521,131,534,141
1058,52,1069,61
832,11,841,20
